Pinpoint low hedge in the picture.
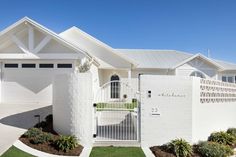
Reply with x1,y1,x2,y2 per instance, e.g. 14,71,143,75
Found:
208,131,235,146
197,141,233,157
24,128,53,144
227,128,236,138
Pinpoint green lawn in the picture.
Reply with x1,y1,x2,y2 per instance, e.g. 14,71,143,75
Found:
1,146,34,157
89,147,146,157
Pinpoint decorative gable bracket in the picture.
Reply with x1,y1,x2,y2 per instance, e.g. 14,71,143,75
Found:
10,25,51,54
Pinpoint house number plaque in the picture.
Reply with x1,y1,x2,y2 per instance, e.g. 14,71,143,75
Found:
151,107,160,116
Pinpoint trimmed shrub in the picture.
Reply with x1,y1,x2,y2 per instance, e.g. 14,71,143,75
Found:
197,141,233,157
23,128,42,138
208,131,235,146
30,132,53,144
227,128,236,137
167,138,192,157
54,135,78,152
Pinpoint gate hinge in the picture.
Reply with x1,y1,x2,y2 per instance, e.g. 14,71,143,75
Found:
93,103,97,107
93,134,97,138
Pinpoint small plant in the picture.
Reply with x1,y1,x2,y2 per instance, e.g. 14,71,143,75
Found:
197,141,233,157
227,128,236,137
23,128,42,138
30,135,45,144
77,59,91,73
208,131,235,146
54,135,78,152
167,138,192,157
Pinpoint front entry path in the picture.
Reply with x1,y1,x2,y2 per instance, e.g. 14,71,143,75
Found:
0,103,52,155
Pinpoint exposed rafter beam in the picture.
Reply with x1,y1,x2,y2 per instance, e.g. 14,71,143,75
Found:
11,34,30,54
28,26,34,51
33,35,51,53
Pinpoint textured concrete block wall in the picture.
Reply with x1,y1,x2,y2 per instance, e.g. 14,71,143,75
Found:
53,73,93,146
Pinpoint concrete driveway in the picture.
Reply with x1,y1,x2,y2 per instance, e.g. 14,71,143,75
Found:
0,103,52,155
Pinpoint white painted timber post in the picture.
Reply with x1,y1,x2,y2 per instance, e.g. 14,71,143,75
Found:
28,25,34,52
128,69,132,86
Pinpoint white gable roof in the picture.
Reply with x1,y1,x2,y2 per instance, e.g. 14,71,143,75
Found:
3,17,235,71
60,27,137,69
0,17,94,60
172,53,224,69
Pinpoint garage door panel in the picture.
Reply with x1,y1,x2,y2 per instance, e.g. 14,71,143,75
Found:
2,68,71,104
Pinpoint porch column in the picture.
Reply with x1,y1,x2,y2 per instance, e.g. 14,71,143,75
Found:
128,69,132,86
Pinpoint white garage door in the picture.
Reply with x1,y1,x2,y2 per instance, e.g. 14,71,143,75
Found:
1,63,73,104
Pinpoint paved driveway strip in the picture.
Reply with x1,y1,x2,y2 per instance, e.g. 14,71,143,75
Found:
0,103,52,155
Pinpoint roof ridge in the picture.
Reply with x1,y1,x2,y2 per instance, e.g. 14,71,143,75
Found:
117,49,194,56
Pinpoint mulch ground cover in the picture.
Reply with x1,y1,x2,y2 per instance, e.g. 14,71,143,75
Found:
150,145,201,157
19,115,83,156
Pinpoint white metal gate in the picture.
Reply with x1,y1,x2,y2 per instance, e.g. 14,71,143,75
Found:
94,81,139,141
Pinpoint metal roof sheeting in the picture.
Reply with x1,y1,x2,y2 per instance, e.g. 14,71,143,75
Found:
116,49,193,69
214,59,236,70
116,49,236,70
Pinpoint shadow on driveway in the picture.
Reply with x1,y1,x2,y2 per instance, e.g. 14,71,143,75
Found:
0,106,52,129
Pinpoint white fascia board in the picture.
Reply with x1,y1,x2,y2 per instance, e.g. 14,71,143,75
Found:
0,17,27,36
172,53,225,70
0,53,82,59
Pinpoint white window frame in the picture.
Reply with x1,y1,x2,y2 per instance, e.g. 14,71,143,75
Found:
190,71,206,78
110,74,120,99
222,75,235,83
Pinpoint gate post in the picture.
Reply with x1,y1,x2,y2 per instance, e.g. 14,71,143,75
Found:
53,73,93,147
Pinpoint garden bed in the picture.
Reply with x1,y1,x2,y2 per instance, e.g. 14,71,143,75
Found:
150,145,201,157
150,128,236,157
19,115,83,156
19,137,83,156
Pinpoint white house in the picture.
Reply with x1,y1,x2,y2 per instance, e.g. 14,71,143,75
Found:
1,17,236,147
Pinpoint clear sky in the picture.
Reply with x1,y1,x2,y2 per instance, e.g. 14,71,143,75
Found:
0,0,236,63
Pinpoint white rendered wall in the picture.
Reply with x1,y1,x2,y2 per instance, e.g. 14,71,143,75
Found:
192,78,236,143
98,68,175,94
140,75,236,146
53,73,93,147
140,75,193,147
